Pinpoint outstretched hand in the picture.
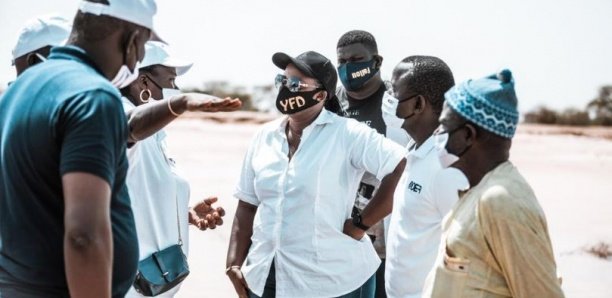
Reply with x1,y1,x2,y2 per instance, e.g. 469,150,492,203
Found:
183,93,242,113
188,197,226,230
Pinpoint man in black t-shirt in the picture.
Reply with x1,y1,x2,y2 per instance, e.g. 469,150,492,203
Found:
336,30,408,298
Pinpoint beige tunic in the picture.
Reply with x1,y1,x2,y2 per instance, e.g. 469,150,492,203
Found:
423,162,564,298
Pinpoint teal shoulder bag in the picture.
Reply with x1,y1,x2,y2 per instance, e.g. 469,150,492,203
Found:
133,195,190,296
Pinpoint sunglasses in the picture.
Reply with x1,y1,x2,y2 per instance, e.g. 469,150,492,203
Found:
275,74,322,92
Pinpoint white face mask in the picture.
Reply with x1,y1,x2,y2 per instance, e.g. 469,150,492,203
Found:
111,61,141,89
434,132,459,168
162,88,181,100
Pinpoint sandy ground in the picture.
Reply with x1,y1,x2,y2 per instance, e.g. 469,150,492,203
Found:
164,119,612,298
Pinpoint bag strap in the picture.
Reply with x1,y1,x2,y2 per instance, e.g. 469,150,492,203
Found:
158,133,183,247
175,193,182,246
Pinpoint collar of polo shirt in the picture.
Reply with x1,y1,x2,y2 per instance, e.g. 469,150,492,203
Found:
408,135,436,159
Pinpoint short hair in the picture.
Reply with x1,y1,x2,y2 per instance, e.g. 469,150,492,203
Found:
71,0,146,42
396,56,454,114
336,30,378,54
138,64,160,76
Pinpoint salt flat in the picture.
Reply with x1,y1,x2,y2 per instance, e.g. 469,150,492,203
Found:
163,119,612,298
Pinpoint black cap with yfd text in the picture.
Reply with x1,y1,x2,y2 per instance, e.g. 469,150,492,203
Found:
272,51,337,100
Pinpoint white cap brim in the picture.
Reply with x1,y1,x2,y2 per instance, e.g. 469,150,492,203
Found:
160,57,193,76
140,41,193,76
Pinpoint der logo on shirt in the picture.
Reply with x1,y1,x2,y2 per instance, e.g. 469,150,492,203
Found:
408,181,422,194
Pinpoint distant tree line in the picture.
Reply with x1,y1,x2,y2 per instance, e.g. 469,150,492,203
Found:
5,80,609,123
524,85,612,126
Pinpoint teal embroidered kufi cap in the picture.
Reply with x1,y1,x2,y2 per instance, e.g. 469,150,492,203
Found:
445,69,519,138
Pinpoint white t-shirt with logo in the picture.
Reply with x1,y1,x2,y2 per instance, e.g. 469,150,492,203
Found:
122,98,191,298
385,136,467,298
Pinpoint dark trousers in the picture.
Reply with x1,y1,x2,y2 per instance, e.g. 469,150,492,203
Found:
249,260,276,298
375,259,387,298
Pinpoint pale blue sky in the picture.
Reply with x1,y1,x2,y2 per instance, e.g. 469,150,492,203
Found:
1,0,611,112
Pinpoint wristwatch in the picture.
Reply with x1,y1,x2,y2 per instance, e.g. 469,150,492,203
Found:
351,213,370,231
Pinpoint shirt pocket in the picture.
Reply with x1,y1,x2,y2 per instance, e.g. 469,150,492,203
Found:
429,252,470,297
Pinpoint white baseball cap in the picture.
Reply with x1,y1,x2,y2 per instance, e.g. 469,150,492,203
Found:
140,41,193,76
78,0,157,30
11,15,71,63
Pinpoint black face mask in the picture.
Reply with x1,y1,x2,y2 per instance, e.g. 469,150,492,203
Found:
275,86,322,114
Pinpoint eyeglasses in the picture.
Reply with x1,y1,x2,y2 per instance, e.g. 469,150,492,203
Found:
397,94,420,103
275,74,322,92
434,122,468,136
35,53,47,62
387,88,419,104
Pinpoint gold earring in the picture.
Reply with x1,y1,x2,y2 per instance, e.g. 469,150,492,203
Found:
139,89,152,103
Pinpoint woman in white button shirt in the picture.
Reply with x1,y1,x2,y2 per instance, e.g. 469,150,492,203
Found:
120,41,241,297
226,51,407,298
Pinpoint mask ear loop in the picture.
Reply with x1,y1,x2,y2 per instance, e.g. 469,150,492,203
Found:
372,55,382,70
139,89,152,103
451,124,475,157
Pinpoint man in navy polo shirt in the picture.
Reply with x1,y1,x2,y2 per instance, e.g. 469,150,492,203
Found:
0,0,156,297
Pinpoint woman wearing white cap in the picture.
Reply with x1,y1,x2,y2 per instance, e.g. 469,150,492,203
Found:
120,41,241,297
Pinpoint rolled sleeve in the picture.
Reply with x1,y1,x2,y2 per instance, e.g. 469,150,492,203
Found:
120,96,136,113
348,121,406,180
234,132,261,206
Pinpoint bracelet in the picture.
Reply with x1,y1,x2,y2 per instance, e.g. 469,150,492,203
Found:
225,265,241,274
167,97,181,117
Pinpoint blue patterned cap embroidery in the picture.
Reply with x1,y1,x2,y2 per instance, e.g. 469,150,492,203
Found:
445,69,519,138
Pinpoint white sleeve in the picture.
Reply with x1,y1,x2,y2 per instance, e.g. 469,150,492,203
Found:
121,96,136,113
233,131,261,206
348,120,406,180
